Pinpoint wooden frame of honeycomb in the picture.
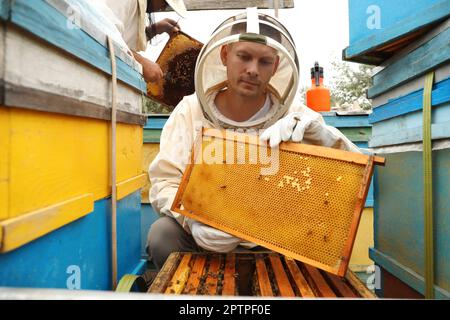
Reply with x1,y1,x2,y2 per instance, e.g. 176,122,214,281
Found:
147,31,203,109
172,128,385,277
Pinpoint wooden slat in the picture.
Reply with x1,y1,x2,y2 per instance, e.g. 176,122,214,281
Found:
370,121,450,148
116,173,148,201
109,40,118,291
222,253,236,296
202,128,386,166
4,83,147,126
255,255,273,297
148,252,181,293
0,193,94,253
268,254,295,297
343,50,387,65
170,130,202,213
165,0,294,10
116,173,148,200
322,115,371,128
184,255,207,295
376,28,430,52
143,129,162,143
302,263,337,297
284,257,315,298
345,270,377,299
337,127,372,142
338,156,375,277
370,77,450,124
368,28,450,98
322,272,359,298
147,253,376,298
165,253,192,294
204,254,221,295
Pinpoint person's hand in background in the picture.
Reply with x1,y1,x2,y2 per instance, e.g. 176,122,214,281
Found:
146,18,180,40
132,51,163,82
140,58,163,82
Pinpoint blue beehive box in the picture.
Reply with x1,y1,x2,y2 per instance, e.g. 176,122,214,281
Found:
344,0,450,64
361,15,450,298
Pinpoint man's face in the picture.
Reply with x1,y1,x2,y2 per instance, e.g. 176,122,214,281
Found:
220,41,279,99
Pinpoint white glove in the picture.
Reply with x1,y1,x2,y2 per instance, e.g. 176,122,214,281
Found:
259,112,361,153
186,219,241,252
259,112,321,148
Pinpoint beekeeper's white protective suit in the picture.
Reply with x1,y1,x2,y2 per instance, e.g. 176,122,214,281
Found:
148,9,360,259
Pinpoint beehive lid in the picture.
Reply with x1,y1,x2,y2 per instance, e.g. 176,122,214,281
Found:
147,31,203,110
172,129,385,277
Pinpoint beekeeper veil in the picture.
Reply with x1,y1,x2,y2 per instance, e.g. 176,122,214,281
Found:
195,8,299,129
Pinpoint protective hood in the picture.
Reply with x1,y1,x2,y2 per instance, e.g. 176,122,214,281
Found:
194,8,300,129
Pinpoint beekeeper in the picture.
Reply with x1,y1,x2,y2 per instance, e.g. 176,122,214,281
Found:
104,0,187,82
147,9,360,270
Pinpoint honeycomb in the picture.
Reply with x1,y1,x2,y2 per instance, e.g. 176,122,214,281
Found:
147,32,203,109
175,133,378,276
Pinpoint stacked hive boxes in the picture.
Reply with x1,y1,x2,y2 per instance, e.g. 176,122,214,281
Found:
0,0,147,289
345,0,450,298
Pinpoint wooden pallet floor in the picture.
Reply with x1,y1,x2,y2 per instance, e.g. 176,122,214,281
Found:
148,252,376,298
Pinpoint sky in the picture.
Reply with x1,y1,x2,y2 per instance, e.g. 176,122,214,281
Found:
143,0,350,88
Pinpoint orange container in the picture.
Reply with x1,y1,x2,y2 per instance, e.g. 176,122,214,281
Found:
306,62,331,112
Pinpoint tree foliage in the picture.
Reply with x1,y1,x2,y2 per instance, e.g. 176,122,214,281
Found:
328,58,374,110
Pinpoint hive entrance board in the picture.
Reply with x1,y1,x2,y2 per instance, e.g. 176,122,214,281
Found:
172,129,385,277
147,31,203,109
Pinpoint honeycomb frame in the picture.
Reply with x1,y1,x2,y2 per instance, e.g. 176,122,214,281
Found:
147,31,203,109
172,128,385,277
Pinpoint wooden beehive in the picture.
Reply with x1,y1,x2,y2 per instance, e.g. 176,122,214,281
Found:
364,17,450,298
148,252,376,298
172,129,385,277
344,0,450,64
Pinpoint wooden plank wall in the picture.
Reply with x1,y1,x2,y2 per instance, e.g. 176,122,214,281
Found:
368,27,450,98
165,0,294,10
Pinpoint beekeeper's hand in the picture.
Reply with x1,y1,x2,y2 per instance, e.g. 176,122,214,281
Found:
260,112,322,148
154,18,180,36
132,51,163,82
141,58,163,83
146,19,180,39
186,219,241,252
